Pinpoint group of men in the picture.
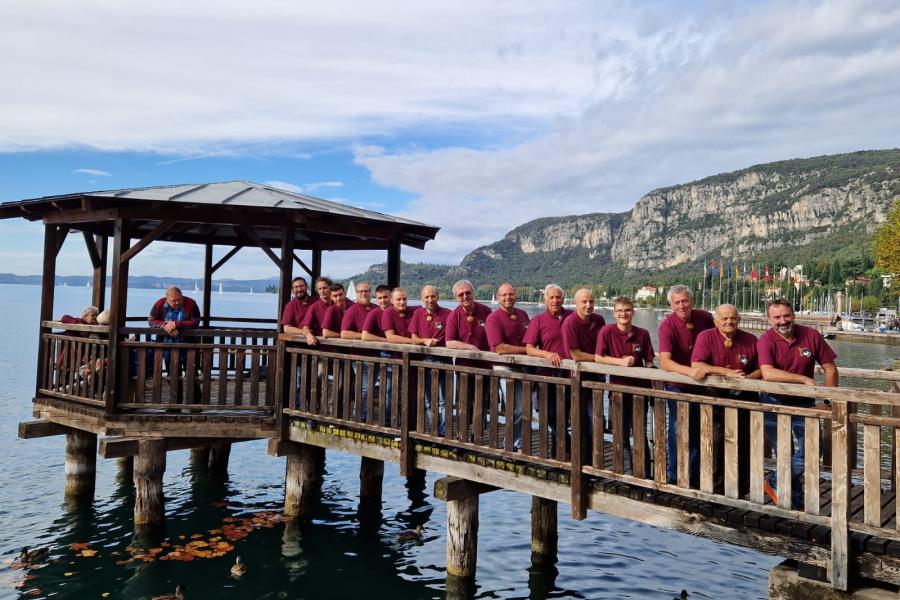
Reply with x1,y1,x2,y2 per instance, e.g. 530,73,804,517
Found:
274,277,838,508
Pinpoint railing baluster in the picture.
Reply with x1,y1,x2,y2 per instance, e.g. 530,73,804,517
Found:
152,348,163,404
776,413,792,509
416,366,426,432
490,378,500,449
458,373,469,443
444,369,454,441
555,384,566,461
186,349,197,405
218,346,228,405
805,416,820,515
250,348,260,405
521,380,532,456
611,391,623,473
724,407,738,499
654,394,666,484
233,347,244,406
473,374,484,445
700,402,713,493
169,348,180,406
864,423,881,527
677,401,689,488
831,400,850,591
633,394,646,479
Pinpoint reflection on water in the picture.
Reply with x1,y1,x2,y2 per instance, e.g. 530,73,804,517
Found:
3,285,895,599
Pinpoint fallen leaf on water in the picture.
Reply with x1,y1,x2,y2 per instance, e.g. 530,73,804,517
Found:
110,551,120,556
64,572,76,577
208,529,222,534
79,549,98,558
102,593,110,597
148,548,163,555
25,588,41,596
160,542,171,547
211,501,228,507
115,560,130,566
70,543,91,551
190,533,203,539
178,535,186,540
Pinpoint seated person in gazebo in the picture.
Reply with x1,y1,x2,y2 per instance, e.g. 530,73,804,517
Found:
58,306,103,379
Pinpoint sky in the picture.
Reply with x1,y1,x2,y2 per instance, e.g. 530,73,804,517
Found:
0,0,899,280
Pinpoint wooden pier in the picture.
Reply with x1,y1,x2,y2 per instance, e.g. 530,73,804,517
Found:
5,182,900,597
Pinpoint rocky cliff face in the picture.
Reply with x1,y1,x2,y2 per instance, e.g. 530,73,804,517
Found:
454,150,899,283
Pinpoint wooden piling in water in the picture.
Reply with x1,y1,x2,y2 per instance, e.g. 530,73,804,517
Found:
133,439,166,527
446,495,479,578
359,457,384,506
531,497,558,566
64,429,97,497
284,442,323,520
190,446,210,470
208,442,231,478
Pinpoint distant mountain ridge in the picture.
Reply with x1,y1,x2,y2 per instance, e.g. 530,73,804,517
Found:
0,273,280,293
353,149,900,289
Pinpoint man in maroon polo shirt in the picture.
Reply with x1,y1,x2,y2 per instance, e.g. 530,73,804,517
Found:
757,298,838,508
300,277,335,342
281,277,319,335
313,276,333,302
691,304,761,495
319,283,353,341
659,284,716,487
524,284,572,456
408,285,452,436
340,281,374,340
361,285,392,342
486,282,530,450
379,287,418,425
561,288,606,361
595,295,654,478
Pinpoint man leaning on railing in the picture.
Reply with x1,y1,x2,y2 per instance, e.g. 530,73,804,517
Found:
148,286,201,402
757,298,838,509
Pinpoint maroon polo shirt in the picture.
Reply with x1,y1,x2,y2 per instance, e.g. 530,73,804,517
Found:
321,301,353,333
561,312,607,359
300,300,332,336
596,324,655,388
381,306,419,338
280,296,320,329
446,302,492,351
409,305,452,346
341,302,375,333
658,309,715,365
691,328,759,375
523,309,572,356
362,307,385,337
485,307,530,351
757,324,837,379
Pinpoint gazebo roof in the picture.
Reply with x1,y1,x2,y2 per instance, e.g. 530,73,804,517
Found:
0,180,439,250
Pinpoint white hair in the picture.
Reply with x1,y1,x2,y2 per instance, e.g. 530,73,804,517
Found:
666,284,694,304
452,279,473,294
544,284,564,297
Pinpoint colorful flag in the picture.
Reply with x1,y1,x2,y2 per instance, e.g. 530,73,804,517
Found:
710,259,718,279
751,266,759,281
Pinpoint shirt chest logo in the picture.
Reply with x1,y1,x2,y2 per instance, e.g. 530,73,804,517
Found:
633,343,642,354
799,347,812,359
436,322,444,330
739,355,749,366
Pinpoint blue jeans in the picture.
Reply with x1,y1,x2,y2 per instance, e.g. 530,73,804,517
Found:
424,357,450,436
667,385,701,487
761,393,813,508
496,368,523,449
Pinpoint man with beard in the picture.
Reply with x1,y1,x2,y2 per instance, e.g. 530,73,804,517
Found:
281,277,319,335
757,298,838,509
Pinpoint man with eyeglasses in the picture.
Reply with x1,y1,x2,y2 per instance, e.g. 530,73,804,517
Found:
409,285,452,436
319,283,354,341
339,282,377,421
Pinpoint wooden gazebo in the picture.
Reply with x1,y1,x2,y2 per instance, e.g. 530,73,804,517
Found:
1,180,437,513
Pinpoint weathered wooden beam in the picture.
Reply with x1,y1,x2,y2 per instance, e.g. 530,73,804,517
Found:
284,442,324,520
99,437,253,459
55,225,70,256
202,242,213,328
91,235,108,310
387,239,401,288
268,438,303,457
292,252,312,277
277,226,294,324
240,225,282,268
210,244,244,274
446,495,479,578
106,218,130,416
208,441,232,478
118,220,177,264
531,497,558,566
311,248,322,279
433,476,497,502
359,457,384,507
82,230,102,268
36,224,58,400
18,420,70,439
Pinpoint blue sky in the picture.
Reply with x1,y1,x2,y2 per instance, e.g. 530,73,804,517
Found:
1,0,899,279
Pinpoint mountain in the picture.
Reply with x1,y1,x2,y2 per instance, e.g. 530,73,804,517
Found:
354,149,900,291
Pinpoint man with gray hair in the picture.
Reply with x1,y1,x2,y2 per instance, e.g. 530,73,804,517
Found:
658,283,715,488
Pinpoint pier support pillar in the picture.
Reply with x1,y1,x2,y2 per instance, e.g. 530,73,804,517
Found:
117,456,134,473
284,443,323,520
64,430,97,497
208,442,231,478
133,439,166,527
446,495,479,578
190,446,210,470
530,497,558,567
359,457,384,507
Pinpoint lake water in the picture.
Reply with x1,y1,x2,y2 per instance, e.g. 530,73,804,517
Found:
1,284,896,600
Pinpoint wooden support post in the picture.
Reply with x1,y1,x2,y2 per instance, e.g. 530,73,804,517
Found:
359,457,384,506
89,234,108,310
202,243,213,328
830,400,850,591
191,447,210,470
311,248,322,280
106,217,130,416
387,240,401,288
277,227,294,323
134,439,166,527
284,443,323,520
531,497,558,567
64,430,97,497
208,442,232,478
446,495,479,578
36,224,58,399
118,456,134,473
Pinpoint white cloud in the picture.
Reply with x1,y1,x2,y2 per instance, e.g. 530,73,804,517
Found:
355,0,900,264
73,168,112,176
264,180,303,193
303,181,343,192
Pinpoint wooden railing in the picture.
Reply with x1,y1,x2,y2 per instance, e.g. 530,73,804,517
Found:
38,322,278,414
277,335,900,590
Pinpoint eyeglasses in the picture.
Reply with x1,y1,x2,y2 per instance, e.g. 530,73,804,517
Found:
456,290,473,298
357,289,371,293
614,308,634,314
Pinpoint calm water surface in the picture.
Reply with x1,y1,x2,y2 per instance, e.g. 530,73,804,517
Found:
1,285,896,599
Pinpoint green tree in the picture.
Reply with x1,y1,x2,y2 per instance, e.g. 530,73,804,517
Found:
828,257,842,285
862,295,881,315
842,256,864,279
874,200,900,274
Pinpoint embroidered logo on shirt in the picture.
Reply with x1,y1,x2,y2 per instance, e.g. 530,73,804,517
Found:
739,355,749,365
479,321,486,327
633,344,642,353
436,322,444,329
800,347,812,359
